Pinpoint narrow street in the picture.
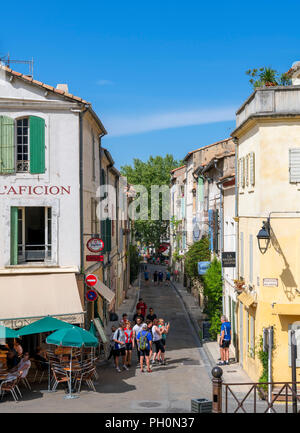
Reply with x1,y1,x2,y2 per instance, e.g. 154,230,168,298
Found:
0,265,212,413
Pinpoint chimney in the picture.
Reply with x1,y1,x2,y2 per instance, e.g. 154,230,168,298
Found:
56,83,69,93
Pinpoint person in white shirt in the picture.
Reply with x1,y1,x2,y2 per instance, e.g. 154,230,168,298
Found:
132,317,145,367
113,322,129,373
151,319,166,365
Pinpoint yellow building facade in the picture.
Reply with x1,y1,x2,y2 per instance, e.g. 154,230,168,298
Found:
233,81,300,382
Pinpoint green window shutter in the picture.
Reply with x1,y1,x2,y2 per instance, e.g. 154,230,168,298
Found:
30,116,45,174
0,116,15,174
10,207,18,265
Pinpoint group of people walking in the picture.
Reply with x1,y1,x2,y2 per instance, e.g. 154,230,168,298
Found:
109,299,170,373
144,269,171,286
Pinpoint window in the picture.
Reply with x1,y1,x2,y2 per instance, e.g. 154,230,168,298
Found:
16,118,29,172
289,149,300,183
0,116,45,175
249,152,255,186
11,206,52,264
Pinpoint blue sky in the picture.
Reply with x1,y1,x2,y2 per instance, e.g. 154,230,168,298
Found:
1,0,299,168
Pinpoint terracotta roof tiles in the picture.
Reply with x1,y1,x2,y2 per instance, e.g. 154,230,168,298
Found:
0,64,90,105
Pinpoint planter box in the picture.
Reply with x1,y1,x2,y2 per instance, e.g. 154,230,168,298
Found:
191,398,212,413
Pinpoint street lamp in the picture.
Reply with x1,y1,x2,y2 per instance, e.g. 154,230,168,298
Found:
257,218,271,254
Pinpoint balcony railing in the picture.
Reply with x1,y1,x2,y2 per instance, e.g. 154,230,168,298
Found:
17,244,52,263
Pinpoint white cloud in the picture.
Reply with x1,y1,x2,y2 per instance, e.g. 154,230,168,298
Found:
96,79,114,86
104,107,236,137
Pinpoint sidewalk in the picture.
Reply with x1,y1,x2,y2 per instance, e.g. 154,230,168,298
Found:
171,280,253,388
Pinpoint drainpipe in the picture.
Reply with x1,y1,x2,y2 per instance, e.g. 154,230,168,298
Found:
79,104,90,329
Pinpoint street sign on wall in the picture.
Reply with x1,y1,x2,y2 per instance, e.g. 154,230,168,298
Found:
86,289,98,302
222,252,236,268
86,238,104,253
86,255,104,262
198,261,211,275
85,274,98,287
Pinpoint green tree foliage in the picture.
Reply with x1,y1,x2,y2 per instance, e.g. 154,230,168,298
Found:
184,237,210,278
203,258,223,340
129,244,141,283
121,155,182,249
246,67,291,89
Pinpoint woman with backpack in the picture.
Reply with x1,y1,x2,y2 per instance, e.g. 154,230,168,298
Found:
136,323,153,373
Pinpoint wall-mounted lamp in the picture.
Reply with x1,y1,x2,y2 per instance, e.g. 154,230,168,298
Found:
257,218,271,254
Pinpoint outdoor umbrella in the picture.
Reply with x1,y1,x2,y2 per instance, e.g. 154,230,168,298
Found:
17,316,73,393
0,325,18,339
17,316,73,336
46,326,98,399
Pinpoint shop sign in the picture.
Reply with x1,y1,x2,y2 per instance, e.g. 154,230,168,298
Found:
87,238,104,253
222,252,236,268
86,290,98,302
85,274,98,287
198,261,211,275
86,255,104,262
263,278,278,287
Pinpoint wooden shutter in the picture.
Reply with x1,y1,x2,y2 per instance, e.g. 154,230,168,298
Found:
10,207,18,265
240,232,244,277
30,116,45,174
249,234,253,283
250,152,255,186
0,116,15,174
289,149,300,183
241,158,245,188
245,155,249,187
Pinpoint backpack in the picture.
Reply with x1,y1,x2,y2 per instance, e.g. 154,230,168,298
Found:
139,331,149,351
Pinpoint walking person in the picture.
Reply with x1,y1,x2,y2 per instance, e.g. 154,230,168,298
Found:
124,321,133,367
165,270,171,286
136,298,147,318
151,319,166,365
144,270,150,286
132,317,145,368
158,271,164,286
108,325,117,367
132,307,144,324
217,315,232,366
137,324,153,373
153,270,158,286
113,322,129,372
146,307,157,322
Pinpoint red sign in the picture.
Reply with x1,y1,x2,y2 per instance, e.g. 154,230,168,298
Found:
85,274,98,287
86,255,104,262
87,238,104,253
86,289,98,302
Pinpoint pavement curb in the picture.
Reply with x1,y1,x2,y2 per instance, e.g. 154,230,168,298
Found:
169,280,214,378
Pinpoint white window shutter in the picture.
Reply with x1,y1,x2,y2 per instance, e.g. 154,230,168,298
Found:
245,155,249,187
250,152,255,186
241,158,245,188
289,149,300,183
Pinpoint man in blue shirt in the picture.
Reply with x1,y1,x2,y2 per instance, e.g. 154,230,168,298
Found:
218,315,231,366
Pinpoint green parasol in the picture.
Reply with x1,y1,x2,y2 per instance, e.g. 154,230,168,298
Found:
0,325,18,339
17,316,73,336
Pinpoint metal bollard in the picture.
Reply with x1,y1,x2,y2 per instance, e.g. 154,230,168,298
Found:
211,366,223,413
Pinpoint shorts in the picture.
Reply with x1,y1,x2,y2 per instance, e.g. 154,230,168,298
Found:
220,340,231,349
154,340,165,353
139,348,150,357
161,338,166,346
114,347,126,357
145,277,149,281
125,343,132,351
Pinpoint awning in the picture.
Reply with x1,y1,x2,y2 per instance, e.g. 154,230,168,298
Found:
238,291,257,308
273,304,300,315
93,318,108,344
94,279,115,307
0,273,84,329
